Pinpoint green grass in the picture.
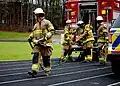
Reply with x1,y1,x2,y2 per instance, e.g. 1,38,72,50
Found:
0,31,62,61
0,42,62,61
0,31,29,39
0,31,79,61
0,42,79,61
0,31,61,40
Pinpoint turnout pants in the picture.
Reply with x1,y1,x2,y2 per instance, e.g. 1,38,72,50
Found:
32,45,53,72
63,44,73,60
97,42,108,63
82,41,94,61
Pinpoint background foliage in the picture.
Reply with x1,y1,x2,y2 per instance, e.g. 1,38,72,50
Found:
0,0,65,32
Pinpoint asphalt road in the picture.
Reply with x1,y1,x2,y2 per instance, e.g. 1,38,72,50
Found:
0,60,120,86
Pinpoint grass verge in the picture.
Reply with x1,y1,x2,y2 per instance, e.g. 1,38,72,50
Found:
0,42,62,61
0,31,29,39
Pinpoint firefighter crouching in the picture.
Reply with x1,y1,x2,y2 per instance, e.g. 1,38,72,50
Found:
28,8,54,76
77,23,95,62
75,20,85,61
60,20,76,62
76,21,85,44
96,16,108,64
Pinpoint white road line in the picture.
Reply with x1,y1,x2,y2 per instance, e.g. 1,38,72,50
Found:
0,62,72,72
0,67,31,72
0,66,111,85
0,61,31,65
0,60,91,69
0,63,97,77
0,63,31,68
0,62,89,72
0,60,58,65
107,82,120,86
48,73,113,86
0,60,57,66
0,72,27,77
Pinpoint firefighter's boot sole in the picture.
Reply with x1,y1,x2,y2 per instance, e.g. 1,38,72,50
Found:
44,70,51,76
100,62,106,65
28,71,37,78
68,57,75,62
59,58,66,63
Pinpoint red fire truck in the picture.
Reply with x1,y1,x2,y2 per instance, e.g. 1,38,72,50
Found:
65,0,120,75
65,0,120,29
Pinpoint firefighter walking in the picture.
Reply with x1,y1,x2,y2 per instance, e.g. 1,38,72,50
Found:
96,16,108,64
77,23,95,62
60,20,76,62
28,8,54,77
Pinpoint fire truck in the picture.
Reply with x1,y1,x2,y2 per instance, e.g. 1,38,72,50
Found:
65,0,120,31
65,0,120,75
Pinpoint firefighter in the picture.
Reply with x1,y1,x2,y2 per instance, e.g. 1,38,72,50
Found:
76,20,85,45
75,20,85,61
77,23,95,62
28,8,54,77
96,16,108,64
60,20,76,62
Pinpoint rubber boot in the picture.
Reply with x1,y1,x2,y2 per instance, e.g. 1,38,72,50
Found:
28,52,39,77
87,55,92,62
42,56,51,75
60,50,68,62
60,55,67,62
28,70,37,78
99,57,106,65
44,67,51,76
68,55,74,62
68,49,74,62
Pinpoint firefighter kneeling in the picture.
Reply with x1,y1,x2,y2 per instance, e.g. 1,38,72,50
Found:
60,20,76,62
75,20,85,61
77,22,94,62
96,16,108,64
28,8,54,77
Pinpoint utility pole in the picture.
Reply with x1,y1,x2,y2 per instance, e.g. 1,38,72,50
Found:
20,0,23,31
62,0,65,27
32,0,33,28
27,0,29,27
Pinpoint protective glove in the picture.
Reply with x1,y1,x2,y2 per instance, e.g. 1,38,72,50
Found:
33,39,39,44
44,32,52,41
28,37,33,42
38,39,46,47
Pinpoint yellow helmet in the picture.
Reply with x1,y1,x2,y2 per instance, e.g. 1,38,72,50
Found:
34,8,45,14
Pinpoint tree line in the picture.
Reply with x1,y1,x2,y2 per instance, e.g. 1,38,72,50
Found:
0,0,65,32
